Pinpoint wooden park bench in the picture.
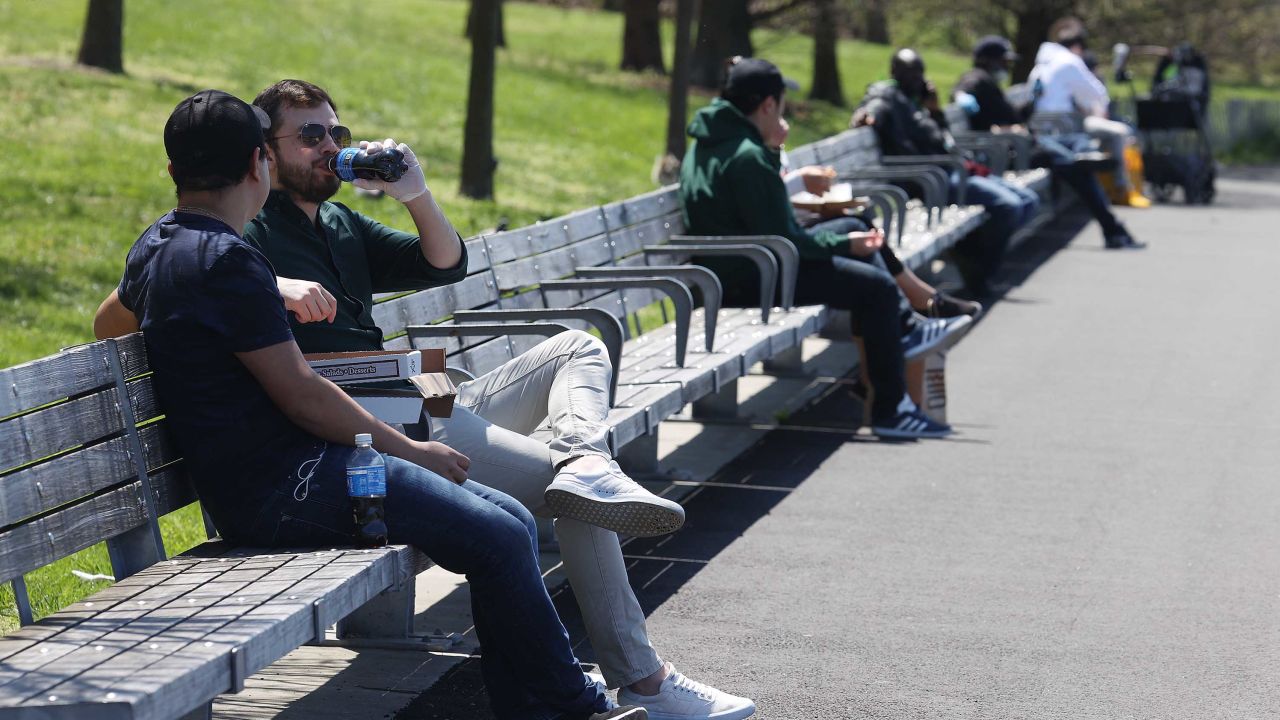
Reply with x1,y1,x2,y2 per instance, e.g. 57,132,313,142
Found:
0,335,431,720
0,127,1073,720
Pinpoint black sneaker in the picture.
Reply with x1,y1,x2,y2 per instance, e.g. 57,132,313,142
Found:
1104,228,1146,250
902,315,973,361
927,292,983,319
872,408,952,439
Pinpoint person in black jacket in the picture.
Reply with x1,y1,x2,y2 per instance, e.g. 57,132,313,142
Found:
953,36,1142,250
854,48,1040,297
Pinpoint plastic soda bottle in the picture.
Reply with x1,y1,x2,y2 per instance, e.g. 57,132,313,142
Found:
328,147,408,183
346,433,388,548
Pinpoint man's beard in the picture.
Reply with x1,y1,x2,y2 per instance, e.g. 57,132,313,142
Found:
276,151,341,203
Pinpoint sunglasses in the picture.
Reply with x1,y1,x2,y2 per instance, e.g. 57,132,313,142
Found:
273,123,352,148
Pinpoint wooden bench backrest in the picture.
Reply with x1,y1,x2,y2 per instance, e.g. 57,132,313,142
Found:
812,127,881,174
0,335,198,624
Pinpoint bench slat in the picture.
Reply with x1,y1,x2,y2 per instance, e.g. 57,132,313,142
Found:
0,423,179,528
491,235,615,292
484,221,568,266
13,547,413,720
0,483,148,586
371,273,500,334
0,375,160,473
0,335,146,420
602,186,680,229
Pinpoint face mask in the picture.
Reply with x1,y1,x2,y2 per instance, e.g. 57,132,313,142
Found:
993,69,1010,85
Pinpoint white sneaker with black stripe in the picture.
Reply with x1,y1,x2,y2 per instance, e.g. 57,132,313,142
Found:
871,396,952,440
902,314,972,361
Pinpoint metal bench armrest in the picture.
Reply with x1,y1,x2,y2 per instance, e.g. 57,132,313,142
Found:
541,278,693,368
575,266,722,353
452,309,624,404
670,234,798,311
642,244,778,324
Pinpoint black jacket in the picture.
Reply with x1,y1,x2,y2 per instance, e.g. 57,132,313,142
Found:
856,80,950,156
953,68,1023,132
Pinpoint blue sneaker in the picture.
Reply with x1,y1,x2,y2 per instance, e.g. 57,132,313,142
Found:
872,407,952,439
902,315,972,361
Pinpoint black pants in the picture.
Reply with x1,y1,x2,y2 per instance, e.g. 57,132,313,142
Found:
1035,135,1124,236
720,217,914,423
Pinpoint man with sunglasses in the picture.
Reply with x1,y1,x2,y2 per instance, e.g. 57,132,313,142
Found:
242,79,755,720
93,89,645,720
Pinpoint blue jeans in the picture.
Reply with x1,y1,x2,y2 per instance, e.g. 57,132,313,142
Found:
220,440,610,720
950,172,1040,290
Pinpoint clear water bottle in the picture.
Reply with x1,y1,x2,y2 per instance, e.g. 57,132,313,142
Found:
346,433,388,548
328,147,409,183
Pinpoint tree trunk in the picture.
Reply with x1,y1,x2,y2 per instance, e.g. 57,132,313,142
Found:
76,0,124,74
689,0,753,89
863,0,889,45
1010,1,1075,82
466,0,504,47
461,0,499,199
665,0,700,161
621,0,666,73
809,0,843,105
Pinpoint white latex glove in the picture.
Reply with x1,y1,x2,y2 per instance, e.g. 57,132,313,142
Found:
352,138,427,203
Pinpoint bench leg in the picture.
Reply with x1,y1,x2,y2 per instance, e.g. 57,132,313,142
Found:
692,379,739,420
178,701,212,720
762,345,804,374
106,523,164,580
336,583,415,639
616,430,660,476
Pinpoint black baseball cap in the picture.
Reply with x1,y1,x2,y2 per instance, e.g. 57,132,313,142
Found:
721,57,799,102
164,89,271,184
974,36,1018,62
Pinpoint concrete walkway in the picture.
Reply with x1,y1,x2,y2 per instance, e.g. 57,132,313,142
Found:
618,175,1280,718
215,173,1280,719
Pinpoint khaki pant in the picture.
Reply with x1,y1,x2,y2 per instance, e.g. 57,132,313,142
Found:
411,330,663,688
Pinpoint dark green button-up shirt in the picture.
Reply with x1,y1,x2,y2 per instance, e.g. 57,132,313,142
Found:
243,191,467,353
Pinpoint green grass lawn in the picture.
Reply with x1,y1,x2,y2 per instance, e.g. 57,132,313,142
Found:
2,0,1279,631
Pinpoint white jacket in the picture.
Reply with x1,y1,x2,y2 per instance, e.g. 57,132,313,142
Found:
1028,42,1109,116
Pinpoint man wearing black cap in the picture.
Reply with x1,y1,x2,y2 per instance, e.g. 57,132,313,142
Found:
92,90,643,720
954,36,1024,134
956,34,1144,250
681,57,972,440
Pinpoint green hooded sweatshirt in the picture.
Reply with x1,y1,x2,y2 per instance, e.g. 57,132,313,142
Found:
679,98,846,301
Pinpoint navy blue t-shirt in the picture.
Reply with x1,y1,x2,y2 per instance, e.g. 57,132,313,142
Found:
118,211,311,517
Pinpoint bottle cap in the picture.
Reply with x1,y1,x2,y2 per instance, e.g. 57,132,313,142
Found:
354,433,373,445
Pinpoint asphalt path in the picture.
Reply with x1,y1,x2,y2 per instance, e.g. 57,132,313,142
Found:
613,175,1280,719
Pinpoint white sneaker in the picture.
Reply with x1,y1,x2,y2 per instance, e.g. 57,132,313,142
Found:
545,460,686,537
617,668,756,720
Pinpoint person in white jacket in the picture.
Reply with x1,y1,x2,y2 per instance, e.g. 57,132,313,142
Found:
1029,18,1147,246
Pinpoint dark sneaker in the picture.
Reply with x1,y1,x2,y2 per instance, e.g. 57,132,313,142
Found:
1104,227,1146,250
591,706,650,720
926,292,983,319
872,408,953,440
902,315,972,361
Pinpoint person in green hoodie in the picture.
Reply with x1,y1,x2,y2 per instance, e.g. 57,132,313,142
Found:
679,57,971,439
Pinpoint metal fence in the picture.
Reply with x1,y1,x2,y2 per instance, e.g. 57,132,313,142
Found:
1113,97,1280,154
